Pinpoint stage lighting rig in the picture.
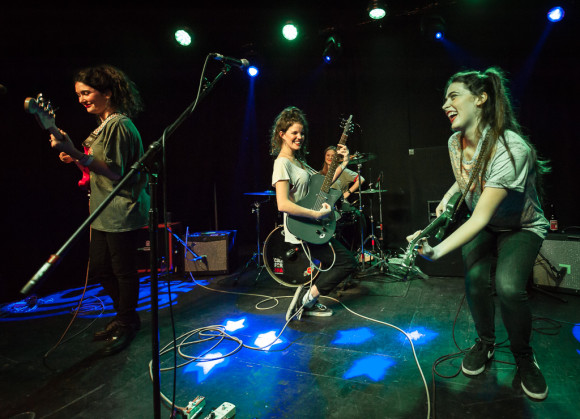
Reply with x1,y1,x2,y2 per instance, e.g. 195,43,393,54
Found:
367,0,388,20
322,35,343,64
420,15,446,41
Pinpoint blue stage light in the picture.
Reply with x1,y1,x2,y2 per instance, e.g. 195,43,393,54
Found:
332,327,374,345
547,6,565,22
343,355,395,381
435,31,443,40
247,66,259,77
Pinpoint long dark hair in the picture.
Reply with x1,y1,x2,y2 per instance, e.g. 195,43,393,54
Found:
269,106,309,161
74,64,143,119
446,67,550,199
320,145,337,174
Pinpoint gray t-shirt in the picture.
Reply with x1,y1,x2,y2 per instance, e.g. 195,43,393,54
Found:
333,167,359,193
448,127,549,239
271,157,316,243
85,115,149,232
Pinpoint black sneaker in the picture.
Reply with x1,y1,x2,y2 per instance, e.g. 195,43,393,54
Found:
93,318,120,341
302,302,333,317
101,324,137,356
286,285,305,321
515,354,548,400
462,339,495,376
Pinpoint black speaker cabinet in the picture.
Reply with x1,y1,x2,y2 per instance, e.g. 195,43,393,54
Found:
184,230,237,275
533,233,580,294
137,222,183,273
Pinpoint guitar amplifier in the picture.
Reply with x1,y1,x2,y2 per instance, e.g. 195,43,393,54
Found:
533,233,580,294
184,230,237,275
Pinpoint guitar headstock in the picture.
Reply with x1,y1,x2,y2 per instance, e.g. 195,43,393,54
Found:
24,93,62,139
340,115,354,136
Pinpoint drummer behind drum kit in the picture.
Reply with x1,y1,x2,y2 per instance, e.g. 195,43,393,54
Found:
239,151,425,287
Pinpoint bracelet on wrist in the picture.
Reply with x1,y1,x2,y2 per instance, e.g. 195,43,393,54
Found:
78,154,94,166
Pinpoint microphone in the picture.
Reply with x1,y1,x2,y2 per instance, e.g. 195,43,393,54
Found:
211,53,250,70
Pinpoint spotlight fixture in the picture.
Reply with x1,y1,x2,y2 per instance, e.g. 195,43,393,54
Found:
322,35,343,64
247,66,259,77
282,22,299,41
547,6,565,22
367,0,387,20
420,15,446,41
174,28,193,46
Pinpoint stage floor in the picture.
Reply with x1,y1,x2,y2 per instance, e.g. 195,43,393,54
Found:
1,261,579,419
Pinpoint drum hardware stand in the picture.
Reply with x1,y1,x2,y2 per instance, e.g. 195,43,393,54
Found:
354,162,367,273
374,173,389,273
357,174,389,276
236,197,269,282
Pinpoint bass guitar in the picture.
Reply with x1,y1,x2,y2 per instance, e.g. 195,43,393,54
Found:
286,115,354,244
400,192,464,272
25,94,90,190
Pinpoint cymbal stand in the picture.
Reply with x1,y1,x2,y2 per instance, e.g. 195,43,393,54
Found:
354,162,366,272
374,173,389,272
236,197,269,282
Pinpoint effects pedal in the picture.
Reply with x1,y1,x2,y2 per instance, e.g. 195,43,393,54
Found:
185,395,206,418
202,401,236,419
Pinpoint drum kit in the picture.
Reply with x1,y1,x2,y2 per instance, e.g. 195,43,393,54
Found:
240,151,392,286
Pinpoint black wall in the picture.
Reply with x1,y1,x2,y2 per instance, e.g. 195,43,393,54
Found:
1,1,578,301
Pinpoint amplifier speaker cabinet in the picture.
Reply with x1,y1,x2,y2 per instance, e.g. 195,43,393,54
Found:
137,222,183,273
533,233,580,294
184,230,237,275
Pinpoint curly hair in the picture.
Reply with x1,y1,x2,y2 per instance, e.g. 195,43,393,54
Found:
74,64,143,119
269,106,309,160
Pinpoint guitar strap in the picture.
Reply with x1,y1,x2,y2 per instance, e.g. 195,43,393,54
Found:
455,130,491,214
82,112,123,150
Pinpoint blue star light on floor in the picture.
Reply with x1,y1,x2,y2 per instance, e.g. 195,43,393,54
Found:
254,331,284,350
184,351,230,383
332,327,374,345
398,326,438,346
343,355,395,381
224,318,247,332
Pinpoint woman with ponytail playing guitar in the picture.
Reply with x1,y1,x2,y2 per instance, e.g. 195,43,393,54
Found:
407,68,550,400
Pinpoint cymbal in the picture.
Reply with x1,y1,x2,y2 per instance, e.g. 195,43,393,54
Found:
244,190,276,196
359,188,388,194
348,152,376,165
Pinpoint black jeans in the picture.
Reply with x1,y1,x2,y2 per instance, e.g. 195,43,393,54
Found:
305,237,358,295
462,228,543,356
89,228,141,326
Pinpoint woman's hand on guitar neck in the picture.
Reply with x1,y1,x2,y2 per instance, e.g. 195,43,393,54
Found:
406,230,436,261
50,130,83,160
314,202,332,220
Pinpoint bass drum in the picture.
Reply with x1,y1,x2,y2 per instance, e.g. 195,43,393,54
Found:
263,225,321,288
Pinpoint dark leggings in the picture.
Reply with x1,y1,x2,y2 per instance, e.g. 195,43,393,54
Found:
89,228,141,326
462,229,543,356
305,238,358,295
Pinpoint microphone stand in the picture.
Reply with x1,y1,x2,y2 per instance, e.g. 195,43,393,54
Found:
21,62,233,419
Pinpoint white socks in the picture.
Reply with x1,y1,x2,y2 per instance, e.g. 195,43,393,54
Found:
302,289,317,308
